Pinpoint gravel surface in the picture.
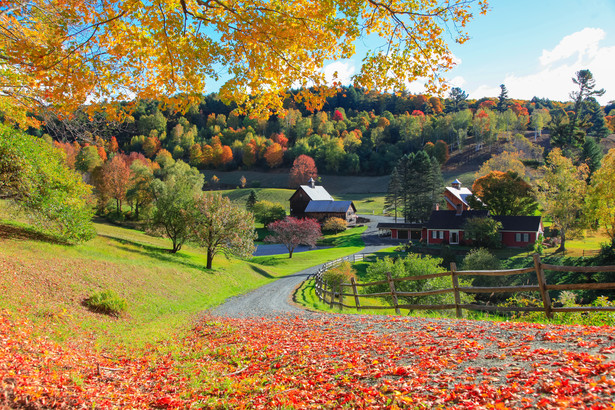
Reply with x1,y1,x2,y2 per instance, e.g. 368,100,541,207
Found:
210,215,399,318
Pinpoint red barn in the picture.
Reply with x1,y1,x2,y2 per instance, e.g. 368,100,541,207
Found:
289,178,357,224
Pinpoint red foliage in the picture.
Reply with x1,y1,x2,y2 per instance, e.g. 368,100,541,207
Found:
333,109,344,122
272,133,289,148
97,146,108,162
264,216,321,258
108,136,119,153
2,312,615,409
54,141,80,169
479,99,497,109
411,110,425,117
289,155,318,188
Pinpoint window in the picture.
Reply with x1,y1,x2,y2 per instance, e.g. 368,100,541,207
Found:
515,233,521,242
432,230,437,239
439,231,444,239
523,233,529,242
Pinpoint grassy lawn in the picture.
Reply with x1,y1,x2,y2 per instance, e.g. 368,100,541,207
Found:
251,225,367,276
219,187,293,209
334,193,386,215
0,208,366,347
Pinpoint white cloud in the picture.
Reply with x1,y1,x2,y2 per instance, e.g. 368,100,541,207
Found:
322,61,355,86
469,28,615,104
539,28,604,66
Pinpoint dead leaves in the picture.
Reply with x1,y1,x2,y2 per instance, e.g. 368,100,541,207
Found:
0,312,614,408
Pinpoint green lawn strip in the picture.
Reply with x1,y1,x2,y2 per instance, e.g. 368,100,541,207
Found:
218,187,293,209
251,226,367,276
333,193,386,215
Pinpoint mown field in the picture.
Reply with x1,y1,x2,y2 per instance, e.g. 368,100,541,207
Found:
0,205,365,347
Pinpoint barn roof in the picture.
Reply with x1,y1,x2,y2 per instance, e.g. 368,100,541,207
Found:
493,215,542,232
305,200,355,213
444,185,474,207
298,185,334,201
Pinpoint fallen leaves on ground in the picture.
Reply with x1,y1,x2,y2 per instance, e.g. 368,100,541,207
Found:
1,311,614,408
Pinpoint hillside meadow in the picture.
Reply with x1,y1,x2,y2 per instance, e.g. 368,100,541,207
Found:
0,204,365,347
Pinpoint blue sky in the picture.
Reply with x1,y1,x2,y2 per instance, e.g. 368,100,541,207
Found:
320,0,615,104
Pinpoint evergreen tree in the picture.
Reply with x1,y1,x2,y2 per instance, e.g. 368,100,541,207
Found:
385,167,403,222
400,150,443,223
564,69,606,148
583,97,610,139
582,137,603,175
496,84,510,113
246,189,258,212
445,87,469,113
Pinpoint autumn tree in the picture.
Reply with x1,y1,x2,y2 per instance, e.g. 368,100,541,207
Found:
102,155,132,215
586,149,615,239
463,217,502,249
149,161,204,253
0,125,95,242
1,0,488,125
289,155,318,188
536,148,589,252
264,143,284,168
468,171,538,216
265,217,322,258
322,217,347,234
126,161,156,220
190,193,255,269
476,151,527,179
75,145,103,173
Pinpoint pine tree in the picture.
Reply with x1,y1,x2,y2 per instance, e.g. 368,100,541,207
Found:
385,168,403,222
582,137,603,175
496,84,510,113
246,190,258,212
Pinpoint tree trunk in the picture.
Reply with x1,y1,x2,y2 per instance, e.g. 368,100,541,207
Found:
116,198,120,215
207,248,214,269
288,248,294,259
558,230,566,253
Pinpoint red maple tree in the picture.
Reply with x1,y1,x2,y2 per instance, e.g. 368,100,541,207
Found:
289,155,318,188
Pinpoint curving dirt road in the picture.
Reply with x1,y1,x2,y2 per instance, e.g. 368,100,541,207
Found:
210,215,399,318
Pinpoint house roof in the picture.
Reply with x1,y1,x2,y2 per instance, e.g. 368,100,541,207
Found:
493,215,542,232
305,200,355,213
425,210,489,230
445,186,474,207
298,185,334,201
377,222,423,230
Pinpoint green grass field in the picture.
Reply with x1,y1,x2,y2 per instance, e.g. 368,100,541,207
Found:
0,206,366,347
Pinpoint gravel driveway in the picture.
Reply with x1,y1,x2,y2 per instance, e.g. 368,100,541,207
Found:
210,215,399,318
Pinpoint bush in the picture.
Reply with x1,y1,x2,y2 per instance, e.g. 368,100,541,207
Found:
461,248,501,271
253,200,286,225
463,216,502,249
322,217,347,233
84,290,127,317
363,254,473,307
322,261,356,293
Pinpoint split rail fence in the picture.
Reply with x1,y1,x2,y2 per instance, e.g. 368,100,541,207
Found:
311,254,615,318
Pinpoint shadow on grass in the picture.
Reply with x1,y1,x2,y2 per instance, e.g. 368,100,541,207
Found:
248,263,274,278
99,234,209,272
0,222,68,245
250,256,284,266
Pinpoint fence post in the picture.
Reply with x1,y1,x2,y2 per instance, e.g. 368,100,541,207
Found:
350,277,361,312
450,262,462,318
386,271,401,314
533,253,553,319
326,280,335,309
338,284,343,311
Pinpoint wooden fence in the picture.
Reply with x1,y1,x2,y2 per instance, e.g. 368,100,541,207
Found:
312,254,615,318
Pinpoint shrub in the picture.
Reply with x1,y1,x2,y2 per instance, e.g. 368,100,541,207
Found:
253,200,286,225
322,217,347,233
363,254,473,307
461,248,501,271
322,261,356,293
463,216,502,249
84,290,127,317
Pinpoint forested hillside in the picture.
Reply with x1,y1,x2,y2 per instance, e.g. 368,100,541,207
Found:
39,85,615,180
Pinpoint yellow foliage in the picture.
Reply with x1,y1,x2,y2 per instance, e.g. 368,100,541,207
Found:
1,0,488,125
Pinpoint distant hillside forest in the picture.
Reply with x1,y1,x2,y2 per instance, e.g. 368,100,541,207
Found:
37,85,615,177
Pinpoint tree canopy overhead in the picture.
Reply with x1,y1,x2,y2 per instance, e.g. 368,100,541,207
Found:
1,0,488,124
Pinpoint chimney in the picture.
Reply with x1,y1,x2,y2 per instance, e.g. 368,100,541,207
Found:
308,177,315,188
451,179,461,190
456,203,463,216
